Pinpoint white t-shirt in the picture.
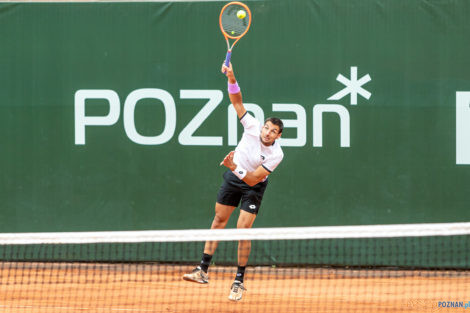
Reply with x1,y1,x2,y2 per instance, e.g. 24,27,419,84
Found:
233,112,284,180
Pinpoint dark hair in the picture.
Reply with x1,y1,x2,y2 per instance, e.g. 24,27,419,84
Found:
264,117,283,134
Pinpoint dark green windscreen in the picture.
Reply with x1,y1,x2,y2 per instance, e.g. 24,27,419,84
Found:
0,0,469,235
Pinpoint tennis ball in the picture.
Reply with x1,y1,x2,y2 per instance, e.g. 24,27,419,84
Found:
231,31,235,35
237,10,246,19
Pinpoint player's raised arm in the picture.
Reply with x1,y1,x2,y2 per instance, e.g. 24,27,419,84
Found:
222,62,247,119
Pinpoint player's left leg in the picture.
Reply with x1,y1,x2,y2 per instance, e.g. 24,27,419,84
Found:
228,210,256,301
237,210,256,269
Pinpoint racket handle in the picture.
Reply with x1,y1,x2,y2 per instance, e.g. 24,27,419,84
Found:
223,50,232,74
224,50,232,66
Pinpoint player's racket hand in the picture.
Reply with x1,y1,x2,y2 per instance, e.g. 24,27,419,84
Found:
220,151,237,171
221,62,235,81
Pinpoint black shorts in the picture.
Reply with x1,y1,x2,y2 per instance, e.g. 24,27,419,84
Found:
216,170,268,215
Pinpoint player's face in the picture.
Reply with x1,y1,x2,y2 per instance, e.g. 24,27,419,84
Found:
260,121,281,146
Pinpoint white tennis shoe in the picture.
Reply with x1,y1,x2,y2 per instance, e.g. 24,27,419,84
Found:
228,280,246,301
182,266,209,284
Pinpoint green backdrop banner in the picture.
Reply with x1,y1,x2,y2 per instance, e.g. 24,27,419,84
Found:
1,0,470,236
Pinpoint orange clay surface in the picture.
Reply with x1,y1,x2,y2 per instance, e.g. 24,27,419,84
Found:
0,263,468,313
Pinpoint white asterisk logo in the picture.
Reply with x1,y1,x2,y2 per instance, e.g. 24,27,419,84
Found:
328,67,371,105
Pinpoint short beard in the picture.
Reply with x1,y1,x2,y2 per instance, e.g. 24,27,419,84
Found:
260,135,272,146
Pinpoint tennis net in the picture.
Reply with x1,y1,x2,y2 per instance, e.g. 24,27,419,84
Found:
0,222,469,312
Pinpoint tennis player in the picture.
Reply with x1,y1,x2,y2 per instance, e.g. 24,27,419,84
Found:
183,62,284,301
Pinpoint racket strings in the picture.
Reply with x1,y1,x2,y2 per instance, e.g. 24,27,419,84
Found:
221,5,250,37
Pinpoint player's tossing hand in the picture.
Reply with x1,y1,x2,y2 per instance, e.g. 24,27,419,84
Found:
220,151,237,171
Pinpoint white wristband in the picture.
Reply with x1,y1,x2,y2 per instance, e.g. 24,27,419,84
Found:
233,165,247,180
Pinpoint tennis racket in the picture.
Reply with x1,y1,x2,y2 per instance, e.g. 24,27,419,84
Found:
219,1,252,70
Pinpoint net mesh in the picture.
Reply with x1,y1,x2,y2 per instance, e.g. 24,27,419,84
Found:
221,4,250,37
0,223,469,312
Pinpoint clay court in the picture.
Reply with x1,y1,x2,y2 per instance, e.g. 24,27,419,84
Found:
0,263,468,313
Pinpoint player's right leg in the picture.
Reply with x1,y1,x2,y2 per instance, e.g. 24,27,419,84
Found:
204,202,236,253
183,170,242,284
183,202,236,284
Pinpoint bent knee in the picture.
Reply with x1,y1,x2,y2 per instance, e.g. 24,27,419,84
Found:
214,214,229,225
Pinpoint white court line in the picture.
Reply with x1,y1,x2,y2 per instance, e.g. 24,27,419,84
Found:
0,304,158,312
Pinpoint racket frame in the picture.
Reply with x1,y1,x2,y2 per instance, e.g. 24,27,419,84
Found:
219,1,252,68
